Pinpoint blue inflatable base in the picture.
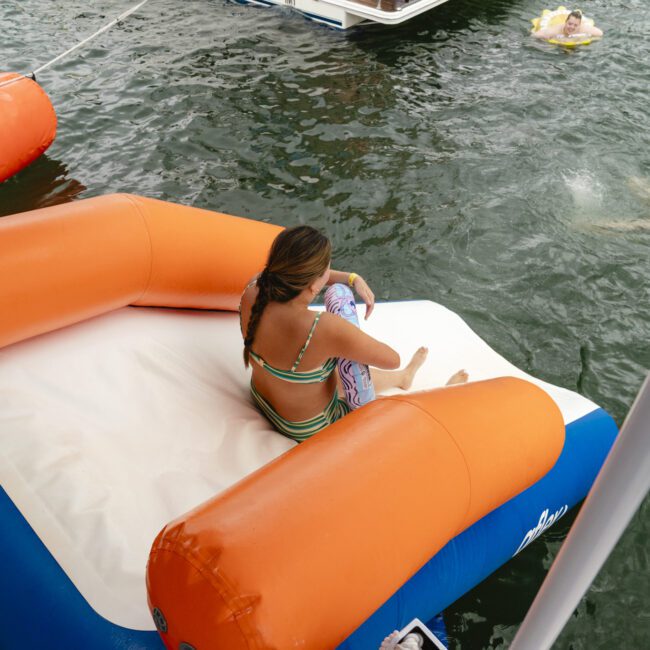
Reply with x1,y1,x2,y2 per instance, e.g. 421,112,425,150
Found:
338,407,618,649
0,486,163,650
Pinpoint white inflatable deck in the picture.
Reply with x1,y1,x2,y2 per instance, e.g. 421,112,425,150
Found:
0,300,599,631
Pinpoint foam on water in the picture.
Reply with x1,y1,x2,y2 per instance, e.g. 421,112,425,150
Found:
564,169,605,215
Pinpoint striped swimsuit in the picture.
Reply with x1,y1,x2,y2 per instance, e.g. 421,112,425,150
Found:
249,313,350,441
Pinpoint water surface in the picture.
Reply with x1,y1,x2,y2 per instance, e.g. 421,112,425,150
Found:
2,0,648,647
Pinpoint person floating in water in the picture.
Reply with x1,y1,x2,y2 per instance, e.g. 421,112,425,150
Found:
579,177,650,232
239,225,468,441
532,9,603,41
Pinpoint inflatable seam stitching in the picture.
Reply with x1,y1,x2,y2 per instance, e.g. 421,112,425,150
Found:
151,542,260,649
121,194,155,303
388,396,473,534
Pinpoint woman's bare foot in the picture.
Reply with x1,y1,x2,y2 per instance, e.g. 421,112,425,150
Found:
401,633,424,650
399,346,428,390
380,631,400,650
378,631,423,650
446,369,469,386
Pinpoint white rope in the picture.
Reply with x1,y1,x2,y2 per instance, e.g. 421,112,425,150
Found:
33,0,149,74
0,0,149,91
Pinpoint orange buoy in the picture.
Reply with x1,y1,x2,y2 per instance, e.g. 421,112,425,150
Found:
0,72,57,183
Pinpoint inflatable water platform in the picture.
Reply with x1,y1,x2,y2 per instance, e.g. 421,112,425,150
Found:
0,195,618,649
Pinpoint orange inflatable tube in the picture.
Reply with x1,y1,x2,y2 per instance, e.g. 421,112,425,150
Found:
147,379,564,650
0,194,281,348
0,73,57,183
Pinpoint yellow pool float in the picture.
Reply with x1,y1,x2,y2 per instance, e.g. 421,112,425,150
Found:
531,6,597,47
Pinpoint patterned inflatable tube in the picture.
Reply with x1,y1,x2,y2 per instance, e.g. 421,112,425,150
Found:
324,283,376,409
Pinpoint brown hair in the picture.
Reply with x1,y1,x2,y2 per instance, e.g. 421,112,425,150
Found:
567,9,582,21
243,225,331,367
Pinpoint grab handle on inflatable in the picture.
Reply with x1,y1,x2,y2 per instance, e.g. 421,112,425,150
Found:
324,283,375,409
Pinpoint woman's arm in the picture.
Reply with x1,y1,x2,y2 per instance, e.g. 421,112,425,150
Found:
327,269,375,318
327,270,355,285
532,22,564,39
320,312,400,369
532,27,554,39
239,278,260,335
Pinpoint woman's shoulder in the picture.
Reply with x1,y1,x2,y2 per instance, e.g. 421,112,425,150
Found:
315,310,339,327
240,277,260,306
315,310,360,338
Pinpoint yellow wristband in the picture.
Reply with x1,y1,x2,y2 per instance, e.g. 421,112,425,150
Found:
348,272,358,288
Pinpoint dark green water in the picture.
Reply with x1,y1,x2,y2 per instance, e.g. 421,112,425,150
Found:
2,0,648,647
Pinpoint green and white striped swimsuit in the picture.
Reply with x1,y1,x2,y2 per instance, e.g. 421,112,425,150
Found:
249,312,350,441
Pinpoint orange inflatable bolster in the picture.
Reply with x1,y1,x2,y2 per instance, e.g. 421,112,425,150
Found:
0,194,282,349
0,73,57,183
147,377,564,650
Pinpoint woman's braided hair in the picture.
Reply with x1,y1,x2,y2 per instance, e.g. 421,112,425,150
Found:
243,225,331,367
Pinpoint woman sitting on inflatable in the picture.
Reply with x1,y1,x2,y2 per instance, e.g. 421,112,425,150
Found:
240,226,467,441
532,8,603,44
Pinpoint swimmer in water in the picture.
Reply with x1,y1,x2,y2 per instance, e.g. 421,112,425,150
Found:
533,9,603,41
591,176,650,231
573,176,650,233
627,176,650,202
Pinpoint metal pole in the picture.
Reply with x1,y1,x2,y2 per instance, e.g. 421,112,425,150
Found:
510,374,650,649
